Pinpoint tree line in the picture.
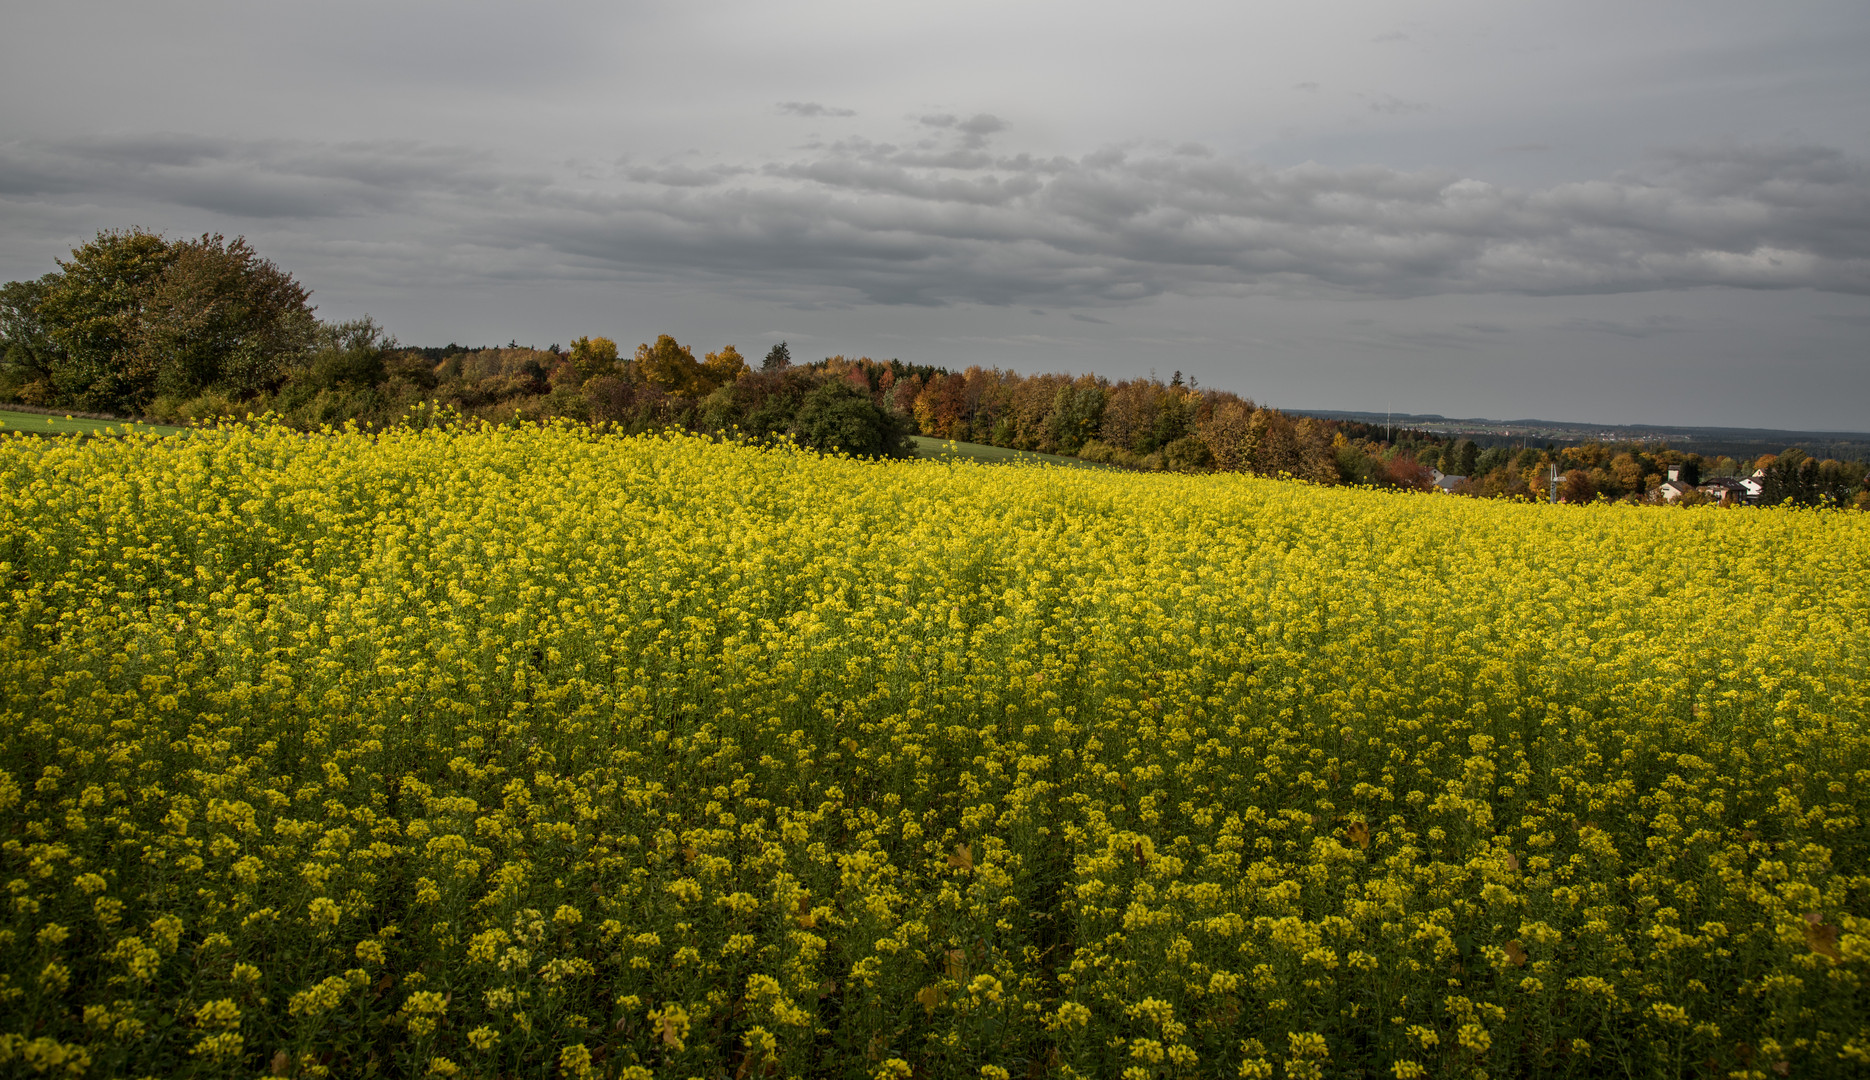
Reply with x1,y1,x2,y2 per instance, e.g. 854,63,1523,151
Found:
4,228,1865,508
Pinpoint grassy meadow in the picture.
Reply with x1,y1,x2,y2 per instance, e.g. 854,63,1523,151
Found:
0,409,189,439
1,421,1866,1079
910,437,1108,469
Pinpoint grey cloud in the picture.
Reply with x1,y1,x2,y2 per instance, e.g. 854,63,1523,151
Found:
0,134,517,219
1498,143,1549,153
955,115,1007,137
1558,314,1689,338
1364,93,1429,115
777,102,856,118
917,113,1007,149
623,163,751,188
1070,313,1111,324
1378,327,1488,350
6,131,1869,308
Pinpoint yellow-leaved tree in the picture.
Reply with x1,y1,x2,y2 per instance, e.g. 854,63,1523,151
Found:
635,335,747,398
635,334,702,397
701,345,748,389
565,336,619,385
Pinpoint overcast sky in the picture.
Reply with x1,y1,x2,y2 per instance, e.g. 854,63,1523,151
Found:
4,0,1868,429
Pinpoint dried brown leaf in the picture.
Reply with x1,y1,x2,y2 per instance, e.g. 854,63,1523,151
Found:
1803,912,1841,961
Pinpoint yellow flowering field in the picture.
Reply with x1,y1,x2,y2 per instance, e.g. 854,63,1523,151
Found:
1,421,1867,1079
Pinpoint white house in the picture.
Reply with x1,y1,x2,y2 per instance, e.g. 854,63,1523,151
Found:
1657,467,1695,502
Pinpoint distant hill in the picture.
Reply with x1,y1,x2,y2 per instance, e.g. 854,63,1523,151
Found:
1292,409,1870,463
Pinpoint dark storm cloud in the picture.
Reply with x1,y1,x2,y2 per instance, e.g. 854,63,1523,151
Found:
5,127,1868,308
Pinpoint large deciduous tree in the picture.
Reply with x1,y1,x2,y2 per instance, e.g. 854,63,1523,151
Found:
788,380,911,459
0,275,62,404
134,234,316,401
633,335,749,399
635,335,704,398
1046,378,1107,455
565,336,621,385
701,345,749,390
36,228,178,410
5,229,315,412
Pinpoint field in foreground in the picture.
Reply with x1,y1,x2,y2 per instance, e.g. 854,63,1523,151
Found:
1,423,1866,1079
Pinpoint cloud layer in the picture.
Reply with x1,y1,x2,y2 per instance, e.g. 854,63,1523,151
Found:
3,124,1868,308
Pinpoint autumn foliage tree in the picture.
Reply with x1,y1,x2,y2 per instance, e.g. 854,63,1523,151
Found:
701,345,749,390
564,336,620,385
633,335,748,399
634,334,702,397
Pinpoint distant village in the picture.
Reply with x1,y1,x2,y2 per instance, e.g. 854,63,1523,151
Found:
1427,461,1842,506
